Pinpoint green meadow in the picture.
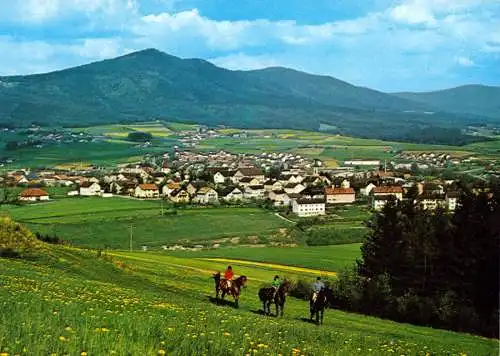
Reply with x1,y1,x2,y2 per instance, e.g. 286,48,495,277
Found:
1,245,497,355
0,198,291,249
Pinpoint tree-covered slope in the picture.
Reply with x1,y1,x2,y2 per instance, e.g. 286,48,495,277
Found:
0,49,497,142
394,85,500,120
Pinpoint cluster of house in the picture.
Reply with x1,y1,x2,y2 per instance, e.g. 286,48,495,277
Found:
11,149,461,217
395,152,465,167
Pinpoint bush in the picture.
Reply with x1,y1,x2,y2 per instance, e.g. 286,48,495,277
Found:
127,131,153,142
305,227,366,246
0,217,42,257
288,278,312,300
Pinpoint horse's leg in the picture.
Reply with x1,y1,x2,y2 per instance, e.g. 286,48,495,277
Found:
281,302,284,317
221,291,226,300
234,297,239,309
320,309,324,325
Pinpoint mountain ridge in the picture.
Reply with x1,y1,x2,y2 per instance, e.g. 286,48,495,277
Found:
0,48,498,143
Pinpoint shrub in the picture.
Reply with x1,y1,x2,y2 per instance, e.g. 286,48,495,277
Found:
0,217,42,257
127,131,153,142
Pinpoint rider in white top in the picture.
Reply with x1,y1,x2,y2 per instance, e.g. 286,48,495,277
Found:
311,276,325,302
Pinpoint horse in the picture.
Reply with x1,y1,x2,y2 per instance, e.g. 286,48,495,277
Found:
309,287,333,324
213,272,248,308
258,280,291,317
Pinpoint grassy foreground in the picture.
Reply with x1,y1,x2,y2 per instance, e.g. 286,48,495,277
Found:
0,245,497,355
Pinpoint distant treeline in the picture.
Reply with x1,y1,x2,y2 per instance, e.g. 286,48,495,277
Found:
329,184,499,338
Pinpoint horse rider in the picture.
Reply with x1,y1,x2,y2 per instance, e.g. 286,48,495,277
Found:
311,276,325,303
224,265,234,288
271,275,281,299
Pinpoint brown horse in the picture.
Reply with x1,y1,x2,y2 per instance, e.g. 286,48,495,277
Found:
309,288,333,324
213,272,248,308
258,280,291,317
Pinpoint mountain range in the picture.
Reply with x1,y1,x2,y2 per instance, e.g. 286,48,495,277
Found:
0,48,498,144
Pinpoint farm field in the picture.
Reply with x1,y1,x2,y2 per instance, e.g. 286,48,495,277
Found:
167,244,362,272
0,198,291,249
1,245,497,355
0,141,171,169
2,123,499,168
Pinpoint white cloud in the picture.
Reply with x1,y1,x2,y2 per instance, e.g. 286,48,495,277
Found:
456,56,476,67
0,0,139,23
209,53,281,71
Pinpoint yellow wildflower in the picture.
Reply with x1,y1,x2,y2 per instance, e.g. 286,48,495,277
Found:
158,350,166,355
81,352,88,356
0,353,8,356
58,336,66,342
224,332,231,336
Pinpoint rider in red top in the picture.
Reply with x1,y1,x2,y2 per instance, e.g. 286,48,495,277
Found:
224,265,234,280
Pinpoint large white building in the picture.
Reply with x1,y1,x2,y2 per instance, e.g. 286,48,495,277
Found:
79,182,102,196
134,184,159,199
292,198,326,217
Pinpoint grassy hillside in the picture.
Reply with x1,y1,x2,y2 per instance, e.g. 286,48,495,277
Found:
0,199,292,249
1,245,497,355
0,49,494,143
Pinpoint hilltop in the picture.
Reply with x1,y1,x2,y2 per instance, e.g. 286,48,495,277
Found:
0,49,498,143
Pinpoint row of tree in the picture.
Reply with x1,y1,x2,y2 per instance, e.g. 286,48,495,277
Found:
331,184,499,337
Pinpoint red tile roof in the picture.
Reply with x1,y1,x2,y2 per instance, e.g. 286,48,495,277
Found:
19,188,49,197
138,184,158,191
325,187,355,195
373,186,403,194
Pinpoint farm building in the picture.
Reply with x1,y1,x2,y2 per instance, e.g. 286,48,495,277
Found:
372,186,404,200
19,188,49,202
135,184,160,199
79,182,102,196
169,189,190,203
192,187,219,204
324,187,356,204
292,198,326,217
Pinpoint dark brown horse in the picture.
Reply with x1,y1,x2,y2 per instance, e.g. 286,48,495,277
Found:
213,272,248,308
258,280,291,317
309,288,333,324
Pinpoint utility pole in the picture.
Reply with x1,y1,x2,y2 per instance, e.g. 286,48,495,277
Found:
129,225,134,252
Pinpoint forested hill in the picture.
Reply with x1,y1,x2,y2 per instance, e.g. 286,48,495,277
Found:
0,49,498,143
394,85,500,120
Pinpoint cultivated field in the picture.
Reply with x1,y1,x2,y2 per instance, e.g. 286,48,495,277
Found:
2,123,499,168
167,244,362,272
1,245,497,355
0,198,291,249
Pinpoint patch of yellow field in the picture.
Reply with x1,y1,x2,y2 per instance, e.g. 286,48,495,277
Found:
200,258,337,277
55,162,92,170
278,134,297,139
106,132,130,138
321,159,340,168
293,147,325,156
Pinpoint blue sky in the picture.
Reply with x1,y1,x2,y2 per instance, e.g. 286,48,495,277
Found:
0,0,499,91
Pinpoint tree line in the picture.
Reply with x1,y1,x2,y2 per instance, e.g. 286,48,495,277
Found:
330,184,499,338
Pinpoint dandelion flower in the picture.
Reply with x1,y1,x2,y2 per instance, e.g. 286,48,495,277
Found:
223,332,231,336
158,350,166,355
81,352,88,356
58,336,66,342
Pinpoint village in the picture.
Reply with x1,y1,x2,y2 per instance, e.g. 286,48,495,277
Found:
8,147,461,217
